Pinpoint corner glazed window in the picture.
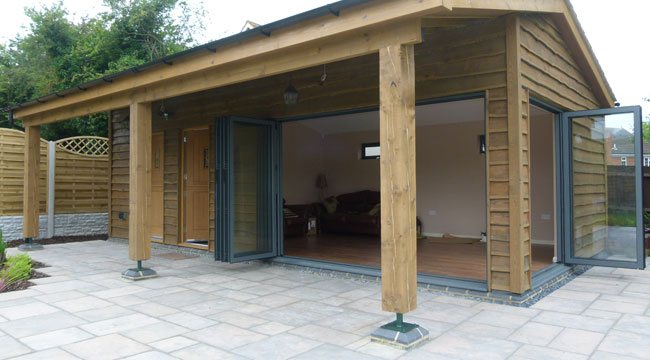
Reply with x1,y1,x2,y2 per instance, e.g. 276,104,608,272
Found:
361,142,380,159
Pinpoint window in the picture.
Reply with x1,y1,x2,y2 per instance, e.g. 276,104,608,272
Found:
361,142,380,159
621,156,627,166
645,157,650,167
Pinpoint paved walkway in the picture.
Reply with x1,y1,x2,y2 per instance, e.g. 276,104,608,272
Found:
0,241,649,359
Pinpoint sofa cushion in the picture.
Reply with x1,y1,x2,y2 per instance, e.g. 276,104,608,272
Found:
322,196,338,214
336,190,380,213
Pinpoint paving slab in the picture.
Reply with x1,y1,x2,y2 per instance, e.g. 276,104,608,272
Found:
62,333,150,360
3,240,650,359
19,327,94,350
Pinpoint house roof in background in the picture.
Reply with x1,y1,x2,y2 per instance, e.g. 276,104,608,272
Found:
610,141,650,155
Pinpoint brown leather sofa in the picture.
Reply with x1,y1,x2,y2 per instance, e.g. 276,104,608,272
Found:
319,190,381,236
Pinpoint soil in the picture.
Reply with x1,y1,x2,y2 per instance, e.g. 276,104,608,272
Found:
0,260,50,293
6,234,108,248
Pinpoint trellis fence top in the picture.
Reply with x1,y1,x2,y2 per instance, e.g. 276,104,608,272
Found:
55,136,109,157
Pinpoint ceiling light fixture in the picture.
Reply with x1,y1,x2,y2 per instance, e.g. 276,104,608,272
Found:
283,84,299,105
159,102,171,121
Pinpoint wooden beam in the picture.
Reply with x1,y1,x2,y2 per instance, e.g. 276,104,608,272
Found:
505,14,529,293
379,43,417,314
421,17,494,27
15,0,447,121
128,102,152,261
23,125,40,238
449,0,564,13
22,21,422,127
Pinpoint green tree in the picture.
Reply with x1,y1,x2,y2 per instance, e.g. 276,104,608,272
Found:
0,0,204,140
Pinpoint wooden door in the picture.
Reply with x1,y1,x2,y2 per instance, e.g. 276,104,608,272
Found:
184,128,210,242
151,132,164,241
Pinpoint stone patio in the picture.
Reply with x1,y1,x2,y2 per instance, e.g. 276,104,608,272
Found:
0,240,649,359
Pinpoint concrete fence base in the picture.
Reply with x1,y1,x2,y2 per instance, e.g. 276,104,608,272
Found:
0,213,108,241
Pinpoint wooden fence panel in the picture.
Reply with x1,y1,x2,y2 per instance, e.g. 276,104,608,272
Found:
0,128,108,216
0,128,47,215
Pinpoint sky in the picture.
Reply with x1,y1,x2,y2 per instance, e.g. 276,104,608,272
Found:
0,0,648,118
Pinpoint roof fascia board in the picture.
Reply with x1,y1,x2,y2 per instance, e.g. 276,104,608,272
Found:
448,0,565,13
550,1,616,107
22,20,423,126
15,0,447,121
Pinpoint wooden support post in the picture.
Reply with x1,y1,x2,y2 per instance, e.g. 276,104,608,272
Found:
128,102,152,261
23,125,41,239
379,43,417,314
505,14,530,293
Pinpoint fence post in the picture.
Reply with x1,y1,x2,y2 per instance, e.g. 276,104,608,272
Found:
47,141,55,238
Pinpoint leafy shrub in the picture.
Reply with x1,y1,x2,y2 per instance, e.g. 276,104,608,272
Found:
0,229,5,264
0,254,32,285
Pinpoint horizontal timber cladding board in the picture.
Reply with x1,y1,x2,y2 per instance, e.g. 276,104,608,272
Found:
110,108,130,237
209,125,215,252
486,14,533,294
149,18,508,127
486,86,512,291
519,14,599,110
163,129,181,244
519,15,606,261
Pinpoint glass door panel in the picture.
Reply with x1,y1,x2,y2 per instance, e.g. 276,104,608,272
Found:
215,117,279,263
231,122,273,259
563,106,644,269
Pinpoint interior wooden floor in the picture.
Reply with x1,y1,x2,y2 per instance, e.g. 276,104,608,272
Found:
284,234,555,281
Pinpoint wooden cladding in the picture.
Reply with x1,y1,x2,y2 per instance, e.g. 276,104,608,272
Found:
110,109,130,239
519,14,599,111
519,14,606,263
103,14,608,295
110,110,183,247
163,129,181,245
147,18,507,126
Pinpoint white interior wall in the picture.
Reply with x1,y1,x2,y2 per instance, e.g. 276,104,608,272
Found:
529,110,556,245
282,99,489,238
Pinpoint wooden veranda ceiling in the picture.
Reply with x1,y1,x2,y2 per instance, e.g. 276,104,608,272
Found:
152,15,503,130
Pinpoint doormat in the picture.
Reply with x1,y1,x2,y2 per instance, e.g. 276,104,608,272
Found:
186,240,209,246
424,237,480,245
156,252,198,260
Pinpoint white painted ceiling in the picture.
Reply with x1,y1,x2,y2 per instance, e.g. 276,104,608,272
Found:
295,98,485,135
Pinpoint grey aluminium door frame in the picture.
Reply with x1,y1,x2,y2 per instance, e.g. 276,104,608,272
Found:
529,97,566,263
214,116,282,263
561,105,645,269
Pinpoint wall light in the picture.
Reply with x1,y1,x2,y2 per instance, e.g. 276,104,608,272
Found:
283,84,299,105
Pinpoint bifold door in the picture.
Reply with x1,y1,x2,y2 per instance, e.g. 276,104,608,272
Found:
562,106,645,269
215,117,281,262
